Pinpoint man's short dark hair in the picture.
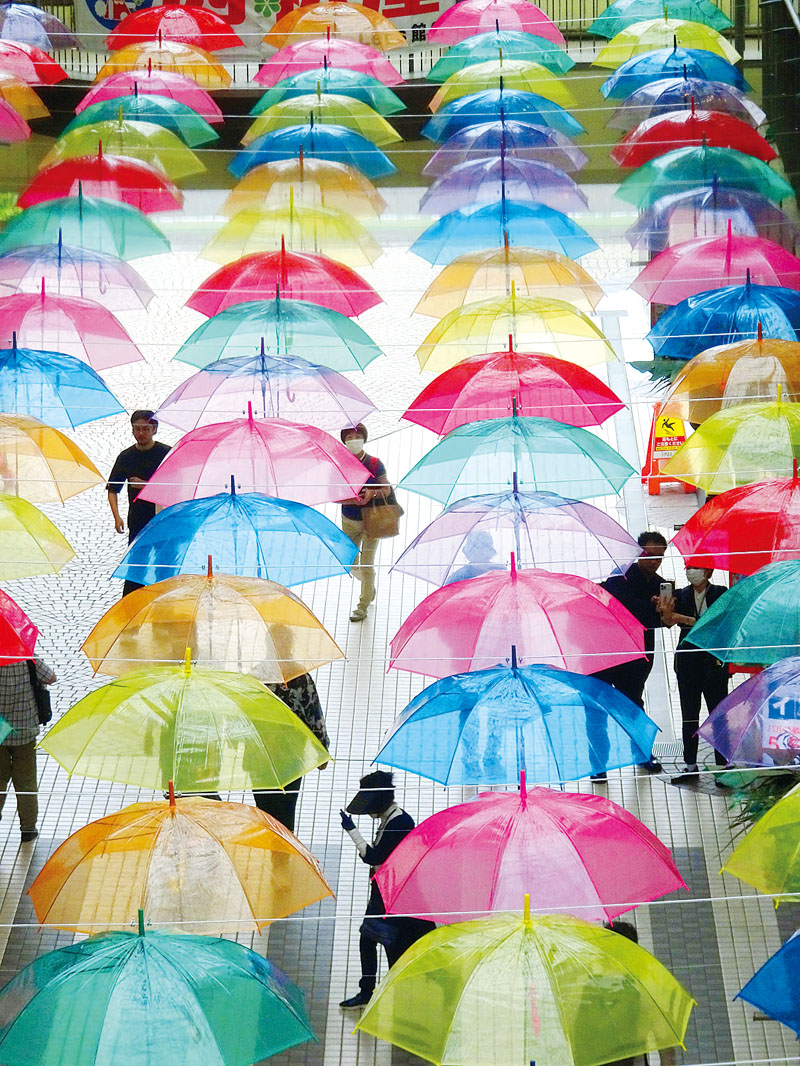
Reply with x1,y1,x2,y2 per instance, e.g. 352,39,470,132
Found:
603,920,638,943
340,423,367,443
131,410,158,427
637,531,667,548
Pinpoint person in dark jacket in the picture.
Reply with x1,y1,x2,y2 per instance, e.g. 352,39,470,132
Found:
339,771,434,1008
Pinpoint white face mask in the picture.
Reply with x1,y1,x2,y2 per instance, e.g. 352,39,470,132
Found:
686,568,708,587
345,437,365,454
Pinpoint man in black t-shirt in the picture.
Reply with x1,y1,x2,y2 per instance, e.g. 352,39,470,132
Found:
106,410,170,595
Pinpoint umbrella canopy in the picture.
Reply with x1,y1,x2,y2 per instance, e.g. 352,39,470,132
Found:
594,18,739,68
231,123,397,181
0,39,66,83
398,415,634,505
423,89,584,141
375,780,684,922
244,93,401,148
0,493,74,578
420,156,588,216
137,409,369,507
0,3,78,50
610,76,765,130
82,570,343,680
403,345,623,432
737,936,800,1037
222,157,387,219
113,486,358,587
64,94,220,149
411,200,597,266
416,246,603,317
426,119,587,176
107,4,243,50
255,39,404,87
612,109,776,168
430,58,577,111
428,0,566,46
266,1,405,51
0,923,314,1066
252,67,406,115
77,69,223,124
357,910,693,1066
429,30,574,80
157,350,375,432
20,152,184,214
661,398,800,492
29,791,332,935
95,41,232,88
389,563,646,677
0,413,103,503
0,69,47,118
590,0,731,35
0,97,28,141
722,781,800,899
174,295,382,371
392,487,640,584
601,46,748,98
0,584,38,661
416,293,617,372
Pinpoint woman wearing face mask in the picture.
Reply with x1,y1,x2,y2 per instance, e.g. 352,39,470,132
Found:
340,424,391,623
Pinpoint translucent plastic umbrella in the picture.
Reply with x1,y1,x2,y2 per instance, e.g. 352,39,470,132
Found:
601,46,748,99
230,123,396,181
416,245,603,317
107,5,244,50
0,3,78,50
594,18,739,68
203,204,382,269
423,88,584,140
0,39,66,83
82,570,344,680
430,58,577,111
737,936,800,1037
375,779,684,921
174,295,382,370
416,293,617,372
420,156,588,216
392,487,640,583
0,493,74,578
254,39,404,87
429,29,574,79
138,408,369,507
0,919,314,1066
424,120,588,177
20,151,184,214
77,68,223,124
722,780,800,899
398,416,635,504
356,909,693,1065
40,119,205,182
64,94,220,148
265,2,406,51
428,0,566,47
244,94,401,148
0,97,28,141
252,67,406,115
0,413,103,503
29,790,332,935
0,69,47,118
0,585,37,661
609,76,765,130
221,157,387,219
95,41,232,88
589,0,731,36
113,485,357,586
612,109,777,168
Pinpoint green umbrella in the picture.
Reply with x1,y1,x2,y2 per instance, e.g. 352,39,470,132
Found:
588,0,732,37
61,93,219,148
429,29,575,80
252,66,406,116
0,192,170,260
616,145,794,210
0,911,314,1066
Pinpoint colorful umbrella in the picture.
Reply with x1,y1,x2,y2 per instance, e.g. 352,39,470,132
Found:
77,68,223,124
612,108,777,168
174,295,382,370
722,780,800,898
589,0,731,36
398,415,635,504
254,39,404,88
244,94,401,148
737,936,800,1037
430,58,577,111
252,67,406,115
609,76,765,130
0,920,314,1066
0,97,28,141
594,18,739,68
0,413,103,503
0,493,74,578
107,5,244,50
266,2,406,51
0,584,38,661
222,157,387,219
64,94,220,148
96,41,232,88
203,204,382,269
403,344,623,431
376,780,684,922
416,245,603,317
423,89,584,141
230,123,397,181
157,350,375,432
416,293,617,372
0,3,78,50
601,46,748,98
428,0,566,46
429,29,575,79
356,909,693,1065
420,156,588,216
392,487,640,584
0,39,66,83
19,151,184,214
424,119,588,176
113,485,358,586
0,69,47,118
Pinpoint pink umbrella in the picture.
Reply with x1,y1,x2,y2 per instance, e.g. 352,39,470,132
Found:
0,286,144,370
0,97,29,142
255,39,404,87
375,776,686,924
428,0,566,47
631,224,800,305
0,40,66,84
75,68,224,125
389,556,645,677
138,404,369,507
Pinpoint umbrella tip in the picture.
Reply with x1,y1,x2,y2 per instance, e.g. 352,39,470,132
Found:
757,320,762,341
511,644,518,670
230,474,236,496
512,470,518,494
519,766,526,804
184,646,192,674
207,551,213,576
137,909,146,936
247,400,254,423
168,780,176,807
523,893,531,926
510,551,517,578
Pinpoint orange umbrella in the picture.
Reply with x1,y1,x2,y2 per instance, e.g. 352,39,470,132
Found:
0,70,48,119
95,41,232,88
0,414,103,503
266,2,406,51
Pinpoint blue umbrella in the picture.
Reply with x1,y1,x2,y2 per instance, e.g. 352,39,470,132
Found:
251,68,406,116
424,119,588,177
0,334,123,427
428,30,575,80
374,652,657,785
229,123,397,180
411,198,597,265
421,88,585,142
114,480,358,586
737,935,800,1037
601,47,749,99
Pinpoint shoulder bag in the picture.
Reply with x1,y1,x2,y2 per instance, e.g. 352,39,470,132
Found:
26,660,52,725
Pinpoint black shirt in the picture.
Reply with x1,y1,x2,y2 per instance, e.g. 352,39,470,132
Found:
601,563,665,654
106,442,170,540
341,452,387,521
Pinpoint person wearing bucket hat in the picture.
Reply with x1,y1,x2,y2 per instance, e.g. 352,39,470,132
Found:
339,424,391,623
339,771,435,1008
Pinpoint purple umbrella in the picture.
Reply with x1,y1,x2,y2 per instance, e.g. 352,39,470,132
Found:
0,2,78,50
423,118,588,178
421,155,588,215
609,76,766,131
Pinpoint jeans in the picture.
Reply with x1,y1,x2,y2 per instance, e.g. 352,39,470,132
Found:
0,741,38,832
341,516,378,611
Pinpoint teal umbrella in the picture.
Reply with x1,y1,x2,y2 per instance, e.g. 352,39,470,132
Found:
429,29,575,79
399,415,635,504
0,911,314,1066
61,93,219,148
589,0,731,37
252,66,406,116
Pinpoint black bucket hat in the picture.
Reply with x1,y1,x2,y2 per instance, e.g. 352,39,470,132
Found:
345,770,394,815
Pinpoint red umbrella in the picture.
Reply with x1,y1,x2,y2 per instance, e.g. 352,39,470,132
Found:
403,338,624,434
0,40,66,84
672,472,800,575
0,588,38,665
187,237,381,318
106,5,243,51
18,151,184,214
611,106,778,169
255,38,404,87
76,68,223,125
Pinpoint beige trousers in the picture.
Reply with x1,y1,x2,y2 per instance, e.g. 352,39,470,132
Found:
0,741,38,832
342,516,378,610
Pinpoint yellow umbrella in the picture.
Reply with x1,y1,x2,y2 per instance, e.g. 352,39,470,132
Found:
593,18,740,68
416,245,604,317
95,41,232,88
0,493,74,577
0,71,48,119
39,119,205,182
203,202,382,268
0,414,103,504
265,1,406,51
82,569,344,679
221,158,387,219
243,93,401,148
29,789,334,935
430,58,577,113
416,289,617,373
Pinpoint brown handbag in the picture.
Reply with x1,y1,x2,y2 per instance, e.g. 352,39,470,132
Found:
361,495,404,539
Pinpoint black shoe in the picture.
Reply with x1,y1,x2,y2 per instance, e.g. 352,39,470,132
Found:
590,771,607,783
20,830,38,843
670,764,699,784
638,759,663,774
340,991,372,1009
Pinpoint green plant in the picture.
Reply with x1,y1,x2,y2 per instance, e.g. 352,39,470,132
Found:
728,769,800,841
0,193,21,224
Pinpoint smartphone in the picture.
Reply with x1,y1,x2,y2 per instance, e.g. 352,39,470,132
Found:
659,581,674,606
